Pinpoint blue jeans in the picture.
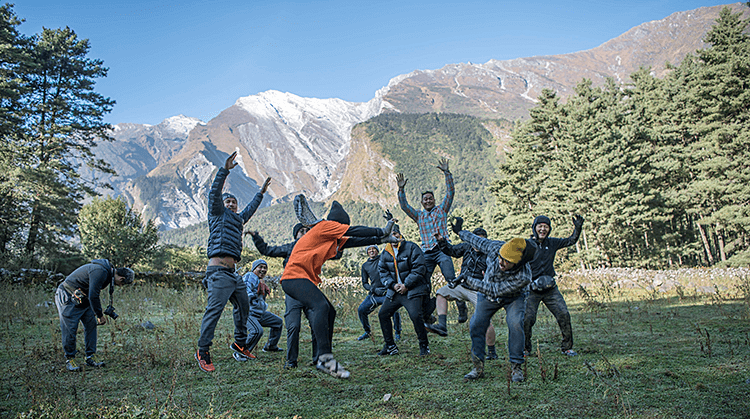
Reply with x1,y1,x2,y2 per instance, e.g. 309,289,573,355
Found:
55,286,98,358
471,292,526,364
358,294,401,334
423,248,456,282
524,285,573,352
198,266,250,352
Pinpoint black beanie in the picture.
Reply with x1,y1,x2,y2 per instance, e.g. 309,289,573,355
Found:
292,223,304,239
327,201,350,225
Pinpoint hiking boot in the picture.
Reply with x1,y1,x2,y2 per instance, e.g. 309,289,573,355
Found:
464,353,484,379
486,347,498,360
85,355,105,368
262,345,283,352
419,344,430,356
284,361,298,369
293,194,321,227
425,315,437,325
425,322,447,337
511,363,524,382
65,358,80,372
195,350,214,372
456,300,468,323
563,349,578,356
316,354,350,379
357,332,371,341
230,342,256,360
377,344,399,356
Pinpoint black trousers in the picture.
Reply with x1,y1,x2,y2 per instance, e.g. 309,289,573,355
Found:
379,293,429,347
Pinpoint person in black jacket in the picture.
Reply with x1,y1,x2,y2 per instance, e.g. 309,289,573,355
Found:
196,151,271,373
377,224,430,356
524,214,583,357
55,259,134,371
356,244,402,341
246,223,317,369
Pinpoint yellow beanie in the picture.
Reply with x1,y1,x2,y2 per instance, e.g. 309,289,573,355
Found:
499,238,526,264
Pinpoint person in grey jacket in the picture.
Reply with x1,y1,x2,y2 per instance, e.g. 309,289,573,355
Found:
235,259,283,360
55,259,134,371
453,217,536,383
377,225,430,356
196,151,271,373
246,224,317,369
524,214,583,356
356,244,402,342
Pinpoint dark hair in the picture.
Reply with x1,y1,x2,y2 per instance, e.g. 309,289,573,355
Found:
472,228,487,237
115,267,134,284
421,191,434,198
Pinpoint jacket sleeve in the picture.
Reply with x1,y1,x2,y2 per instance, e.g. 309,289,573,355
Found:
402,245,427,290
253,234,294,259
379,255,395,290
87,267,110,317
459,230,501,256
440,171,455,214
361,264,372,291
440,241,468,259
208,168,229,217
464,264,532,298
398,188,420,222
553,223,582,250
239,191,264,224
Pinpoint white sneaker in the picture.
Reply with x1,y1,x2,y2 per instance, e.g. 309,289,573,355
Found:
316,355,350,379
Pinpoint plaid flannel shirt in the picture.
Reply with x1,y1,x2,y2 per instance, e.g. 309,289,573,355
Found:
398,171,454,252
459,230,532,300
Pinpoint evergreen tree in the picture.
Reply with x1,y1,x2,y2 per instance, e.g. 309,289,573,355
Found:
79,196,158,267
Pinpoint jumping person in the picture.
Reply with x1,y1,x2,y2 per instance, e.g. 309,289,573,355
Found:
396,158,468,324
281,195,398,379
195,151,271,373
524,214,584,356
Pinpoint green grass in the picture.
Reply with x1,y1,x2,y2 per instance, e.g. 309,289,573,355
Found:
1,269,749,418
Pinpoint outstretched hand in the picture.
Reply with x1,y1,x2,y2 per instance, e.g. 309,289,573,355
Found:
573,214,584,229
243,230,258,237
451,216,464,235
225,151,238,171
437,158,450,173
396,173,407,189
383,209,394,221
260,177,272,194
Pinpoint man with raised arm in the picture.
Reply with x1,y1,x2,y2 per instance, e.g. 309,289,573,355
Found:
195,151,271,373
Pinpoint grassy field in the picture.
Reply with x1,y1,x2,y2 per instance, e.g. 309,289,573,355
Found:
1,268,748,418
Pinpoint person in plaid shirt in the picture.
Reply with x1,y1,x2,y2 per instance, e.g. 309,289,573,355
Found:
396,158,468,327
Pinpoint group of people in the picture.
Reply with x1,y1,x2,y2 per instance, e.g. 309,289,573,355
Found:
55,150,584,383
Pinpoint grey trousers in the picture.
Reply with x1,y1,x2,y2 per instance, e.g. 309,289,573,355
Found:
524,285,573,352
246,310,283,352
55,286,98,358
198,266,250,351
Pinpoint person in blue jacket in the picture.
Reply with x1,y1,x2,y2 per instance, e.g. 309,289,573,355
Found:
196,151,271,373
234,259,283,361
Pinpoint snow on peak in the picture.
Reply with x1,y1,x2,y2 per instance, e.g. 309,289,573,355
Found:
159,115,204,136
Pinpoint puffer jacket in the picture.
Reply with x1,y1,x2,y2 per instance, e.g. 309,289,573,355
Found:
242,271,268,318
378,240,429,299
206,167,264,261
61,259,113,317
458,231,536,300
529,216,581,279
362,257,387,296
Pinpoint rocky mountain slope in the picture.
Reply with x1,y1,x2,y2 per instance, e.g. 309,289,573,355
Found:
97,3,747,231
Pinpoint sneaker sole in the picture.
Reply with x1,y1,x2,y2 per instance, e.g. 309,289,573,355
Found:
316,363,350,379
294,194,321,227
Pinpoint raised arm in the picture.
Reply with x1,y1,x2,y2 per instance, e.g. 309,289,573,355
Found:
396,173,419,222
437,158,454,214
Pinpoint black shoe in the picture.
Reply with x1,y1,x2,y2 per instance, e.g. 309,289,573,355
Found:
425,315,437,325
357,332,371,341
486,350,499,360
456,301,468,324
85,355,105,368
425,323,448,337
284,361,298,369
419,344,430,356
377,344,399,356
262,345,283,352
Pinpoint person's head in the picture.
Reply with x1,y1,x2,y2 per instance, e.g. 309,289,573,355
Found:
532,215,552,240
498,238,527,272
391,223,402,240
251,259,268,279
114,267,134,286
222,193,238,213
366,245,379,259
293,223,309,240
421,191,436,211
327,201,350,225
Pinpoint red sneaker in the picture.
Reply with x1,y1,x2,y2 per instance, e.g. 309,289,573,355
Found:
195,350,214,372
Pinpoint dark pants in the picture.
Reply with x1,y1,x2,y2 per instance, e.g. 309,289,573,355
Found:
198,266,249,352
246,311,283,352
284,295,318,365
379,294,428,347
358,294,401,334
422,248,455,318
524,285,573,352
281,278,336,356
55,286,98,358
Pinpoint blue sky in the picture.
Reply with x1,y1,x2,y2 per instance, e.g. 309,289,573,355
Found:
14,1,736,125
